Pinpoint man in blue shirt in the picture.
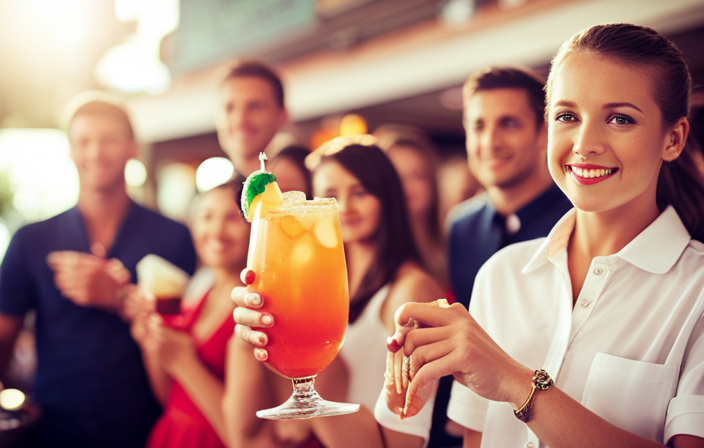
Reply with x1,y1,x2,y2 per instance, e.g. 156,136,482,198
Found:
0,93,196,448
430,66,572,447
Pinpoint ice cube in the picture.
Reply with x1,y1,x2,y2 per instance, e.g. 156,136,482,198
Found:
291,238,314,265
314,216,339,248
282,190,306,205
280,215,305,238
297,213,318,230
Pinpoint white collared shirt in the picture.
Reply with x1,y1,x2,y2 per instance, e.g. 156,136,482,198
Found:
448,206,704,447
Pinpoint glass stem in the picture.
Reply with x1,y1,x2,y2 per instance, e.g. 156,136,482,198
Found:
256,373,359,419
291,376,319,401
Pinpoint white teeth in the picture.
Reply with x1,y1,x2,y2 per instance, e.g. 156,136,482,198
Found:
570,166,614,179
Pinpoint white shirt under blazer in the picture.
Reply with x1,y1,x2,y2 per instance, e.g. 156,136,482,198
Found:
448,206,704,447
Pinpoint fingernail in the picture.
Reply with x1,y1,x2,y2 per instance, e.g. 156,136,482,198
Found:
261,314,273,325
402,318,419,329
246,293,262,307
257,334,267,345
387,336,401,353
402,396,411,419
240,268,256,285
254,348,268,361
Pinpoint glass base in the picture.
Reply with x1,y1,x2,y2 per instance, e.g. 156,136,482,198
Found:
256,375,360,420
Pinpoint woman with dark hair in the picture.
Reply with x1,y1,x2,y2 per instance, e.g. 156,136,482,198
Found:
227,135,444,448
269,145,313,199
308,135,427,325
374,124,448,288
381,23,704,447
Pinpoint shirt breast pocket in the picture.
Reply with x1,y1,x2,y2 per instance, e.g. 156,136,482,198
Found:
580,353,679,443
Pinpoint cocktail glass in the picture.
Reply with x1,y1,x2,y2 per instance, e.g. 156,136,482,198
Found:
247,191,359,419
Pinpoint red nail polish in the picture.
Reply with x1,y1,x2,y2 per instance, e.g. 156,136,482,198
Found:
259,350,268,361
387,338,401,353
240,268,256,285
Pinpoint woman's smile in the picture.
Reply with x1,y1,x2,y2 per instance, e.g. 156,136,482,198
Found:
565,163,618,185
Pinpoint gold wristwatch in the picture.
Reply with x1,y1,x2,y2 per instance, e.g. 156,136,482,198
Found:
514,369,553,422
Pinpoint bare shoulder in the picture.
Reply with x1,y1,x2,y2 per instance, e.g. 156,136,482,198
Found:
391,262,445,303
381,262,446,331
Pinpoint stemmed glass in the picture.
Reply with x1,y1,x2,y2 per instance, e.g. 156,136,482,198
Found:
246,191,359,419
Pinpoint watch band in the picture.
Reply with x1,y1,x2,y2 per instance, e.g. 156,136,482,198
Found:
514,369,553,422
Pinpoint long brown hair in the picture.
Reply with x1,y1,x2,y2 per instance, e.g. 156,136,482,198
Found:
374,124,442,248
307,136,420,323
547,23,704,241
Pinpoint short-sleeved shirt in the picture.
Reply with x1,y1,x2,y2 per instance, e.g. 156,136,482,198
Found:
448,206,704,446
0,201,196,448
433,185,571,447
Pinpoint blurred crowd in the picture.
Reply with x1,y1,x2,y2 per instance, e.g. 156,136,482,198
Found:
1,21,704,448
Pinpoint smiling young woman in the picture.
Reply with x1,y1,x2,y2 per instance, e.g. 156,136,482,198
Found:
378,23,704,448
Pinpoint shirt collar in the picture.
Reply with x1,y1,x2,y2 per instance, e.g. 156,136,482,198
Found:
523,208,574,273
618,206,690,273
523,206,691,274
67,200,137,256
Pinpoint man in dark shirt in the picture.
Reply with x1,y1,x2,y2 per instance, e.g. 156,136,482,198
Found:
431,66,572,447
0,92,196,448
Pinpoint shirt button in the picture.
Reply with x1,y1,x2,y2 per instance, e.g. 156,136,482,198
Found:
593,267,604,275
580,299,591,308
526,442,535,448
506,214,521,234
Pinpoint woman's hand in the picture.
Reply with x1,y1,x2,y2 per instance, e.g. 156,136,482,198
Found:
142,316,197,375
385,349,427,419
231,286,275,362
384,300,447,419
387,300,532,418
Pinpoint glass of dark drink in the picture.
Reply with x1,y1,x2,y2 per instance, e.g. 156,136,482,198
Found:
136,254,189,316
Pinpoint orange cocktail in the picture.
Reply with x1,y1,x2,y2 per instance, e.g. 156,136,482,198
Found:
247,191,348,379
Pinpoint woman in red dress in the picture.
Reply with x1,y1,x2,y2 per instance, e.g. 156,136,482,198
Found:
131,179,249,448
